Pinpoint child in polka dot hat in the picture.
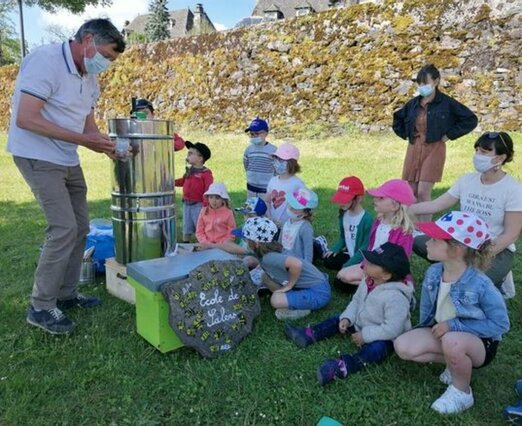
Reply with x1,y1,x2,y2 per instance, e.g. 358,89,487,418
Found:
394,211,509,416
416,211,490,249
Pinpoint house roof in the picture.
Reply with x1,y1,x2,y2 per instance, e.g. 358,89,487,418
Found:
252,0,334,19
295,1,315,10
125,7,214,38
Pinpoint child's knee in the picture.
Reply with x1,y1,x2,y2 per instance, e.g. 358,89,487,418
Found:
270,293,287,308
441,334,465,358
337,265,362,284
394,335,411,359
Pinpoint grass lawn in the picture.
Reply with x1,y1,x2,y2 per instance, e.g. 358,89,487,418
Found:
0,128,521,425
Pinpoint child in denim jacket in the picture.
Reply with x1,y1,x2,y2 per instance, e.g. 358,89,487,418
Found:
394,211,509,415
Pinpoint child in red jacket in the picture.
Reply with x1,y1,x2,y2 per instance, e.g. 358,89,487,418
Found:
175,141,213,242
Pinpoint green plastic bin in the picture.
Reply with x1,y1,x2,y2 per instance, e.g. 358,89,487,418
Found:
127,249,238,353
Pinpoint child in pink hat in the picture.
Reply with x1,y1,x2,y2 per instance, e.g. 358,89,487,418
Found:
336,178,416,288
266,142,305,227
195,183,236,244
394,211,509,415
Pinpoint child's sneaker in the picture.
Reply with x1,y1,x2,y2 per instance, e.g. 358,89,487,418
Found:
503,401,522,423
516,379,522,397
275,308,311,321
501,270,515,299
57,293,102,310
284,323,314,348
431,385,474,414
26,306,75,334
439,367,452,385
249,265,264,286
313,236,329,259
317,358,348,386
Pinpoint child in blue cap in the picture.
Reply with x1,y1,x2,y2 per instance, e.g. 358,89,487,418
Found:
243,118,277,200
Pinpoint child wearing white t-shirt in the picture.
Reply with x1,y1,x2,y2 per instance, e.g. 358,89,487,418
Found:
323,176,373,271
266,143,305,227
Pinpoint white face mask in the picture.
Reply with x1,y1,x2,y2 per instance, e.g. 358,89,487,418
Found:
274,159,288,175
473,153,500,173
84,41,111,74
286,208,302,221
249,136,263,145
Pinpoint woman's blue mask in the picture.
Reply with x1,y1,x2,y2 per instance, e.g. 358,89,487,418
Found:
84,41,111,75
418,84,434,97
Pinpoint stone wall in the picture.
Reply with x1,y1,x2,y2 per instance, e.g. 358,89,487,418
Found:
0,0,520,133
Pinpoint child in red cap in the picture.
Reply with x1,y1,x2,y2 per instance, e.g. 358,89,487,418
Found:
322,176,374,274
394,211,509,415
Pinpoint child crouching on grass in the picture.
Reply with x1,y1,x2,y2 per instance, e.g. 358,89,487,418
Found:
242,217,331,320
284,242,413,385
394,211,509,415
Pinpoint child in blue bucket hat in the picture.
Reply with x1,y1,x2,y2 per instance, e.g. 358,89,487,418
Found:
280,188,318,263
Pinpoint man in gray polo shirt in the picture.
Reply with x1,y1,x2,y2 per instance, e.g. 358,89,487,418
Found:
7,19,125,334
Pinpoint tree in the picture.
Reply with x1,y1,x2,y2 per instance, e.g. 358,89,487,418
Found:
0,1,20,65
5,0,114,59
145,0,170,42
23,0,112,13
44,23,75,43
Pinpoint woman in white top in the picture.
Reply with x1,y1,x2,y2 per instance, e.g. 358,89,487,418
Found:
410,132,522,288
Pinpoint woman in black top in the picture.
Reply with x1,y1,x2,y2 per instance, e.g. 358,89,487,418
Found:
393,64,478,220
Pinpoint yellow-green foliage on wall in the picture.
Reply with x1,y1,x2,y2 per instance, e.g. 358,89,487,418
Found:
0,0,519,133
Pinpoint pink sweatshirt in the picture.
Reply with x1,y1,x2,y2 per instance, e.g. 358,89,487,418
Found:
196,206,237,244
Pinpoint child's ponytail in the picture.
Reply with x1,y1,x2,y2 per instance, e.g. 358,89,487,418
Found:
466,240,493,271
448,239,493,271
302,208,313,222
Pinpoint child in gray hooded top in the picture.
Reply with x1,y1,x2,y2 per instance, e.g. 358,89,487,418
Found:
284,242,414,385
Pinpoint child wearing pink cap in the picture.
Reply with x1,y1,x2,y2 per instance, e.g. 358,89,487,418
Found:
323,176,374,273
195,183,236,244
266,143,305,227
336,178,416,288
394,211,509,415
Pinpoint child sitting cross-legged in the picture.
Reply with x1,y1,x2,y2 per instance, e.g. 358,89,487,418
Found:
280,188,318,263
284,242,414,385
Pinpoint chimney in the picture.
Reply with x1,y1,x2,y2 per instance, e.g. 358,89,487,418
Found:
193,3,204,34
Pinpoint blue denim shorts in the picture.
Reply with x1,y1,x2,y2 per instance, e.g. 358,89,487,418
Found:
286,281,331,310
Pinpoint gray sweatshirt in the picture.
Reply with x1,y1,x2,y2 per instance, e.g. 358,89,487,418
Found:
340,280,414,344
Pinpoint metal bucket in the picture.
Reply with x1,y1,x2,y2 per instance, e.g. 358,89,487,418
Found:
79,258,96,285
108,118,176,264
